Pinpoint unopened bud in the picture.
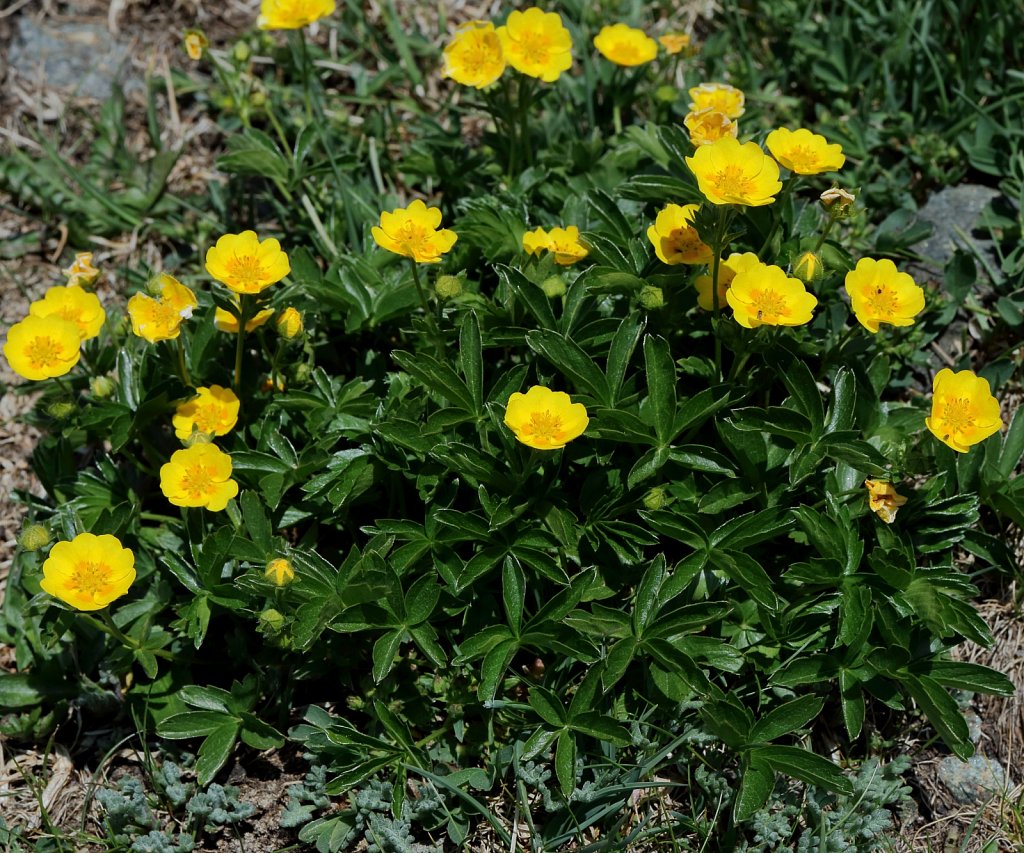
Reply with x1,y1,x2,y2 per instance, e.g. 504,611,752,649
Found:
249,88,267,108
265,558,295,586
293,363,312,383
46,400,75,420
540,275,566,298
638,285,665,309
19,523,51,552
642,487,668,511
90,376,116,398
232,41,251,63
183,29,208,61
654,85,678,104
275,307,303,339
792,251,823,284
259,608,286,631
820,187,856,217
435,275,463,300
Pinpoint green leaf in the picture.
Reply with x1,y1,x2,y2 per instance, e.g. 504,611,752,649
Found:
643,334,676,446
403,574,440,625
839,670,865,740
825,367,856,433
903,674,974,760
502,555,525,636
372,629,404,683
632,554,666,637
909,660,1015,697
602,637,638,690
749,696,825,744
392,350,474,412
731,407,814,444
240,491,272,554
178,684,236,714
756,745,854,796
555,730,577,798
478,638,518,701
528,686,567,728
195,723,240,787
158,710,236,739
217,128,290,182
525,329,611,404
460,311,484,415
239,712,286,749
734,759,775,822
997,406,1024,479
0,674,75,709
606,314,645,403
570,712,631,746
777,357,824,435
497,264,556,330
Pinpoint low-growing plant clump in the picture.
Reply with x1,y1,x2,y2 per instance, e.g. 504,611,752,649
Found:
2,0,1022,850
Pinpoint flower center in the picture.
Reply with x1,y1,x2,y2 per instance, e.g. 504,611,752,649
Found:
750,288,789,321
865,284,900,318
460,38,498,74
939,396,975,436
784,145,818,171
182,464,214,499
70,561,109,597
710,165,754,198
196,405,231,433
25,336,65,369
527,409,564,443
280,0,318,25
666,227,703,257
610,41,640,62
518,32,552,65
225,254,267,289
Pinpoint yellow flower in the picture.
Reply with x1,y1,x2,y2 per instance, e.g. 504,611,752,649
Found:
442,21,506,88
257,0,335,29
63,252,100,288
126,274,198,344
522,226,588,265
593,24,657,66
646,204,713,265
687,82,745,118
160,443,239,511
372,200,458,264
214,306,275,333
844,258,925,334
172,385,240,441
925,368,1004,453
29,285,105,340
183,29,208,60
504,385,588,450
276,307,304,338
151,274,199,319
3,315,81,381
40,532,136,611
864,480,908,524
766,127,845,175
683,107,739,146
205,231,291,294
658,33,690,55
265,558,295,586
685,137,782,207
726,263,817,328
694,252,764,312
497,8,573,83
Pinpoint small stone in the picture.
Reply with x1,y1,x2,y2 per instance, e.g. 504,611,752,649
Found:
937,754,1011,804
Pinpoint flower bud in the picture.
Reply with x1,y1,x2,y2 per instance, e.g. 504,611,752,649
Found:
638,285,665,310
819,187,856,217
183,29,208,61
260,376,286,393
89,376,116,398
540,276,566,298
19,523,51,552
654,85,678,104
792,251,823,284
259,608,286,631
435,275,463,300
265,558,295,586
232,41,251,63
45,400,76,420
293,363,312,383
642,486,668,511
249,88,267,108
275,307,303,339
63,252,100,289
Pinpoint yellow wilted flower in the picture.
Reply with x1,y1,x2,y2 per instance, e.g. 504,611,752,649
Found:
687,82,744,118
214,305,274,334
63,252,100,288
29,285,105,340
372,200,458,264
442,21,506,88
276,307,304,338
658,33,690,55
497,8,573,83
183,29,208,60
172,385,240,441
3,315,81,381
257,0,335,29
593,24,657,66
726,263,817,328
522,226,588,266
694,252,764,312
160,443,239,511
504,385,588,450
646,203,712,265
684,107,739,146
844,258,925,333
686,137,782,207
40,532,136,611
265,558,295,586
206,231,291,294
925,368,1004,453
864,480,908,524
820,187,856,215
766,127,845,175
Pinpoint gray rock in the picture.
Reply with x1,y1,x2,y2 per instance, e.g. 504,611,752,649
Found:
911,184,1000,285
7,17,132,100
937,754,1011,804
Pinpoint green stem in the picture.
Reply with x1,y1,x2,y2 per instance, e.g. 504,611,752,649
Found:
709,206,737,382
758,173,800,258
811,211,839,254
234,295,254,393
517,77,533,169
176,336,193,387
296,30,314,122
409,263,445,356
82,610,175,661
